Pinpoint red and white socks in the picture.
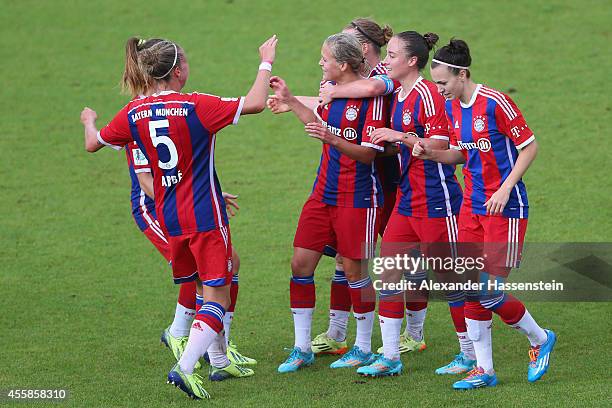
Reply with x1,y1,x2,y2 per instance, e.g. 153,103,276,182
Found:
348,276,376,353
378,290,405,360
327,267,351,342
179,301,226,374
290,275,315,352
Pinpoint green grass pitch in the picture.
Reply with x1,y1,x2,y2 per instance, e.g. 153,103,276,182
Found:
1,0,611,406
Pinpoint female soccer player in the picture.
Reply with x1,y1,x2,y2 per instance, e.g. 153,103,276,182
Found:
335,31,470,377
412,38,556,389
270,33,387,373
80,34,277,399
309,18,402,358
131,153,256,370
320,31,477,375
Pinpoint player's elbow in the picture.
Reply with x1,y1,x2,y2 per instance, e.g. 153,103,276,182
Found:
85,141,98,153
242,100,266,114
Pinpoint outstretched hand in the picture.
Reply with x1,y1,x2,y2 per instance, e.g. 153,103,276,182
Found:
259,35,278,63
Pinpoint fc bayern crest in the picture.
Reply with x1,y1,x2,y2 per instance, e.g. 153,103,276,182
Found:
345,106,359,121
343,128,358,140
473,116,486,132
402,110,412,126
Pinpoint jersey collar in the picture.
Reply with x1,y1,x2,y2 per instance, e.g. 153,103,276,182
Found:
397,76,423,102
460,84,482,108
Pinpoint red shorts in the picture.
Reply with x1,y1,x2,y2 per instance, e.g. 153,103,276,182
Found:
169,227,233,286
141,224,171,263
381,211,458,262
458,206,528,275
293,197,381,260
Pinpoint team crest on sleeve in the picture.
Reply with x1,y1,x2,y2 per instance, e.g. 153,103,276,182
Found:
402,110,412,126
473,115,487,132
343,128,358,140
133,148,149,166
345,105,359,121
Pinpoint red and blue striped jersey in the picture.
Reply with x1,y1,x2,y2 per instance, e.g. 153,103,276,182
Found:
390,77,463,217
312,95,387,208
370,63,401,194
125,141,157,232
98,91,244,236
447,84,534,218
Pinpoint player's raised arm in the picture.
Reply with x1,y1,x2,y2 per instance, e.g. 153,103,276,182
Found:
242,35,278,114
81,108,104,152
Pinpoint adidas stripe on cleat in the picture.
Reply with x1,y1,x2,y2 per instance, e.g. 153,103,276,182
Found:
209,360,255,381
453,367,498,390
435,352,476,375
329,346,377,369
228,340,257,365
356,355,403,377
311,332,348,355
278,347,315,373
528,329,556,383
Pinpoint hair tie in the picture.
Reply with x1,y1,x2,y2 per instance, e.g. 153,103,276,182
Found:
137,38,146,49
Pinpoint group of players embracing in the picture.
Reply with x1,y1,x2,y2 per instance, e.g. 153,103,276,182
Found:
268,18,556,392
80,17,555,401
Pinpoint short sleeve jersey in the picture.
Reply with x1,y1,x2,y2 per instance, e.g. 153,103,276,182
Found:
446,84,534,218
312,94,388,208
98,91,244,236
390,77,462,217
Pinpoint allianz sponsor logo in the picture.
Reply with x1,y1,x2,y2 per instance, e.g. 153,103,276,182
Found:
322,120,358,141
457,138,492,152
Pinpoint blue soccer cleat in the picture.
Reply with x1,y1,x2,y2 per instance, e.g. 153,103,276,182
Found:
528,329,556,383
356,355,403,377
435,352,477,375
453,367,498,390
329,346,377,369
277,347,314,373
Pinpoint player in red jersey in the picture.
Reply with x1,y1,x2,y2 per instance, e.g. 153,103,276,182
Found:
413,38,556,389
271,33,387,373
341,31,473,377
269,19,400,357
130,146,256,369
80,35,277,399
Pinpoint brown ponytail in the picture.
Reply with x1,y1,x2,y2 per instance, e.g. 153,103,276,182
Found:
122,37,150,98
120,37,182,98
344,18,393,56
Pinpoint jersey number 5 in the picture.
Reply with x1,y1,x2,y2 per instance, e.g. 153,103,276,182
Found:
148,119,178,170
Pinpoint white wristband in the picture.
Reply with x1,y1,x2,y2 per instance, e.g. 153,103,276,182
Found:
258,62,272,72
